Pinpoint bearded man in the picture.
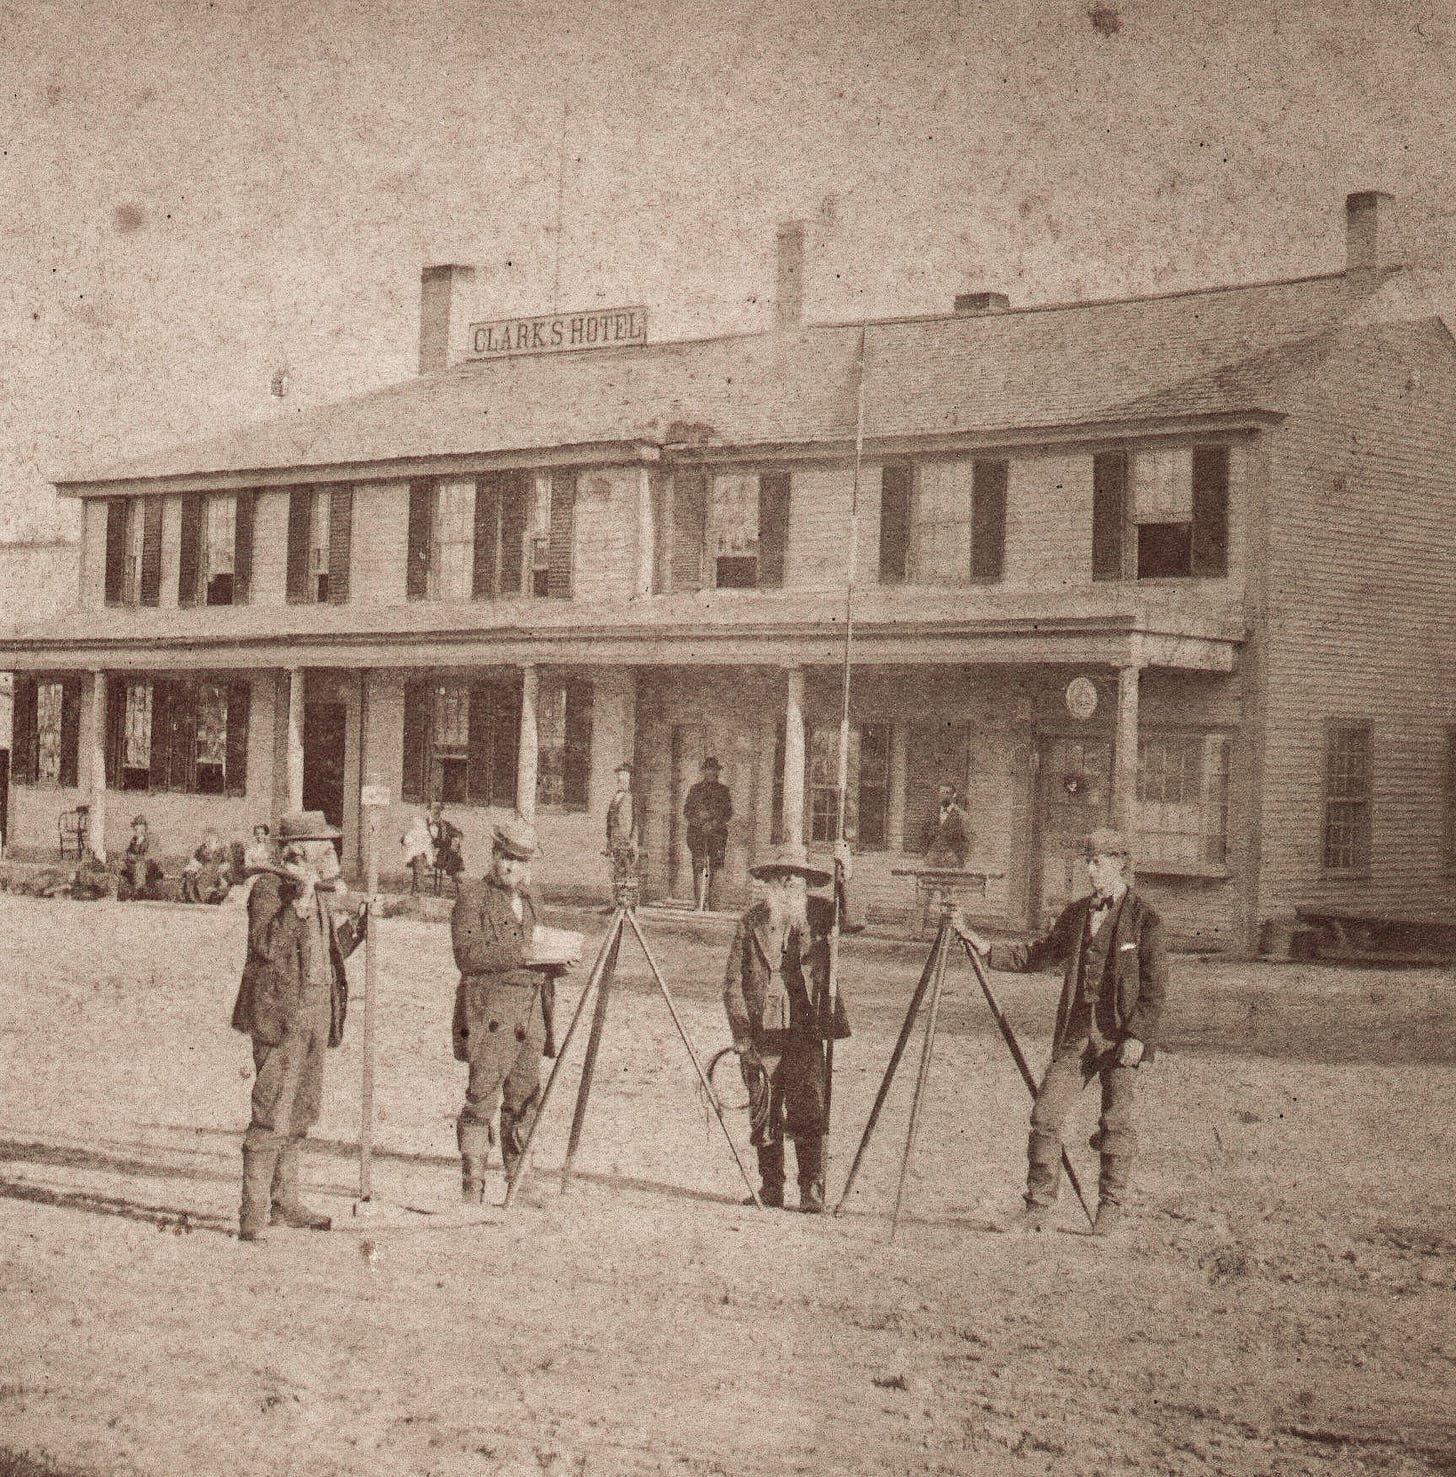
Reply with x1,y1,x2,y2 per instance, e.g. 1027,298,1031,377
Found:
722,842,855,1213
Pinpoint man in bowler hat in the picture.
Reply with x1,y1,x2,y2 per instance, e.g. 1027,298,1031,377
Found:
230,810,366,1242
958,827,1168,1235
684,756,733,910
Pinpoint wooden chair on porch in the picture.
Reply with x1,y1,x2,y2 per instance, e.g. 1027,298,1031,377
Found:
58,805,89,860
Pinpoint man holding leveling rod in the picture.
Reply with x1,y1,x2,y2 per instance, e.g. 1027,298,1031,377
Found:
956,827,1168,1237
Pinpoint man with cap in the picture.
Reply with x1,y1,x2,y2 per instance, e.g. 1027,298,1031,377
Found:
605,761,640,895
958,827,1168,1235
116,814,162,901
230,810,366,1243
450,816,564,1201
684,756,733,910
722,840,856,1213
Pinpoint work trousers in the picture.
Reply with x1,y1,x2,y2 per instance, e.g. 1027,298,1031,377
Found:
1026,1041,1139,1209
457,982,546,1171
243,991,332,1155
753,1031,827,1147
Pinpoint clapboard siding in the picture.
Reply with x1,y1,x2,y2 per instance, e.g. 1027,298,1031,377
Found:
1259,320,1456,916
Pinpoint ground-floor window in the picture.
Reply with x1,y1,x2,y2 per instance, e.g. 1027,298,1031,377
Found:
805,722,891,848
402,677,520,807
1136,730,1231,869
537,676,593,810
11,675,81,787
103,676,250,797
1322,721,1372,873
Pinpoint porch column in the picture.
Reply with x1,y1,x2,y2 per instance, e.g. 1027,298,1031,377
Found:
888,719,909,852
517,664,539,822
1113,654,1141,844
635,468,655,597
88,671,107,861
285,668,305,812
782,666,806,848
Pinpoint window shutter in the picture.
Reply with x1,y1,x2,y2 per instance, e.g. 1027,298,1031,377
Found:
225,682,250,797
878,464,912,583
1092,451,1127,582
178,493,203,607
472,476,501,598
160,681,196,792
491,681,521,805
12,675,36,783
563,677,593,807
401,677,431,804
59,679,80,789
758,473,790,588
670,472,708,592
140,497,164,606
1191,445,1230,578
232,491,255,604
467,683,494,804
407,479,436,600
499,477,527,596
104,676,127,787
327,485,353,603
547,472,577,598
286,488,312,602
104,500,128,606
970,460,1008,580
148,680,170,791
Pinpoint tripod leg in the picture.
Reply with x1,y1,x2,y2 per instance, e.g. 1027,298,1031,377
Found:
560,925,623,1192
890,922,952,1241
958,937,1095,1227
503,907,624,1211
831,925,943,1216
623,909,762,1208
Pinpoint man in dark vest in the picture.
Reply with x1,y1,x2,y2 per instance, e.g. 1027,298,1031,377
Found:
230,810,366,1243
683,756,732,910
958,828,1168,1235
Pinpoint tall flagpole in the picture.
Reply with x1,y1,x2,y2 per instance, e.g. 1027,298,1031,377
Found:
825,324,868,1159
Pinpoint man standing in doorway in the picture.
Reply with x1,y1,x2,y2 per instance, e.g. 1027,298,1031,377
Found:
684,756,733,911
230,810,366,1243
451,817,564,1201
957,828,1167,1236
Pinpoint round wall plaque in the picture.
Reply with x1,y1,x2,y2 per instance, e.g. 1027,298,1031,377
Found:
1065,676,1098,721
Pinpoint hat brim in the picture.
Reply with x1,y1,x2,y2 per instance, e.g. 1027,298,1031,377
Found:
750,862,832,887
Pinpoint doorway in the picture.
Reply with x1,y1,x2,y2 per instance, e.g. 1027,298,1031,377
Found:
669,721,752,906
303,702,347,852
1030,736,1111,927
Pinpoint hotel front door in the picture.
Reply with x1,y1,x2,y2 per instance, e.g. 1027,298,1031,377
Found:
1031,736,1111,927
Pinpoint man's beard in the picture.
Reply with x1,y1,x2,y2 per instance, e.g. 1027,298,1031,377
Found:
767,888,808,932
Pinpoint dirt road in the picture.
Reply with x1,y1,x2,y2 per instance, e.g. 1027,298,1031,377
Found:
1,894,1453,1475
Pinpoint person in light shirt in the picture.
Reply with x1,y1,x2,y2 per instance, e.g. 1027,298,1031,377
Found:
958,828,1168,1237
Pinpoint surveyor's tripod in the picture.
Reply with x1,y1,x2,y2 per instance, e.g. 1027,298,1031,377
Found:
503,876,762,1210
834,881,1095,1237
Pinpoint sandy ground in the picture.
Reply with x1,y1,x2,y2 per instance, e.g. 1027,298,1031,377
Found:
1,891,1454,1476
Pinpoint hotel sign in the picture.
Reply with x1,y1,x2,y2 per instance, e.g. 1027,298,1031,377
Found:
467,305,649,359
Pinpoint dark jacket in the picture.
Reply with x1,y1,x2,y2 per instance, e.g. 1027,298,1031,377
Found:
684,779,733,847
921,801,972,868
723,894,852,1052
988,887,1168,1059
230,871,363,1048
450,877,558,1061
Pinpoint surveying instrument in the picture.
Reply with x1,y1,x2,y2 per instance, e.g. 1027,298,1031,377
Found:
833,868,1095,1238
502,869,762,1210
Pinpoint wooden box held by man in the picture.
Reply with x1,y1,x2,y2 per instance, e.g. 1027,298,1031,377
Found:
229,811,367,1243
451,817,580,1202
958,827,1168,1236
722,841,858,1213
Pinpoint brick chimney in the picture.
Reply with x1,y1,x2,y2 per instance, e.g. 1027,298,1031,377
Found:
1345,191,1399,288
775,222,806,330
954,290,1010,315
418,263,477,373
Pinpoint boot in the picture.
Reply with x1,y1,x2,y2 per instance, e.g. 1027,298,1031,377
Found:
795,1136,825,1215
239,1145,278,1243
269,1142,332,1230
1097,1154,1132,1223
754,1141,785,1209
461,1156,488,1204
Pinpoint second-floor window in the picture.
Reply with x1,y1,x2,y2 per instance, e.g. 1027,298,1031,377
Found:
1093,446,1229,581
180,491,255,606
103,497,163,607
878,459,1006,585
287,486,352,604
407,479,480,601
103,676,250,796
658,471,789,592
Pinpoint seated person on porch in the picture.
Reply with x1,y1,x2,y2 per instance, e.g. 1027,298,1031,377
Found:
920,782,972,869
181,828,233,904
244,822,278,873
116,814,164,901
427,802,466,889
401,812,434,893
71,847,117,902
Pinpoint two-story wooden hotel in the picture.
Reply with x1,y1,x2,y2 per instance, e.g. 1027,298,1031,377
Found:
5,192,1455,950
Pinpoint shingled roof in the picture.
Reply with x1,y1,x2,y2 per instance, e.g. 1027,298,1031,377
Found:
62,271,1371,492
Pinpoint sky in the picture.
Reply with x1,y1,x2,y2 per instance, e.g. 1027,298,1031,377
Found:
2,0,1455,538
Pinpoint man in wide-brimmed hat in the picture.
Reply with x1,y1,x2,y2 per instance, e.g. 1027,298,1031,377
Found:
450,815,569,1201
722,841,856,1212
958,827,1168,1236
230,810,366,1243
